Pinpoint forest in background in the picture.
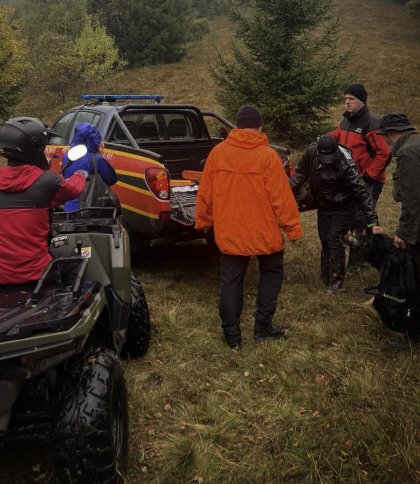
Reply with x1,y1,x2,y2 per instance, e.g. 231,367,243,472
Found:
1,0,420,145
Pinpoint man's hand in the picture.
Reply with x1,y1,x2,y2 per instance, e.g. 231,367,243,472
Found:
393,234,406,249
371,225,383,235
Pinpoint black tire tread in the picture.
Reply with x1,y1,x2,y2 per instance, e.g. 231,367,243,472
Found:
51,349,128,484
121,273,151,358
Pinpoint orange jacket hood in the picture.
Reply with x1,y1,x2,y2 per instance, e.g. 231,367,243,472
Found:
225,127,269,150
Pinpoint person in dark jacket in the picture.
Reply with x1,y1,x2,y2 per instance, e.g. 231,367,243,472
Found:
62,123,117,211
376,113,420,286
290,135,383,294
328,83,391,274
0,117,87,285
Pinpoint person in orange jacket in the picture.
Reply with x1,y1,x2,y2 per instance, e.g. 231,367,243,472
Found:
195,105,303,348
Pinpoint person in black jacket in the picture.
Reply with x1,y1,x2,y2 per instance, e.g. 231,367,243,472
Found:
291,135,383,294
376,113,420,286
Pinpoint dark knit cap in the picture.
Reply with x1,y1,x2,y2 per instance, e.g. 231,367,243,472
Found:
317,135,339,164
236,105,263,129
344,83,368,103
376,113,415,134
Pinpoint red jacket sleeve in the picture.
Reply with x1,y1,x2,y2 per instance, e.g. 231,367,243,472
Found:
50,172,86,208
364,130,392,180
328,127,341,141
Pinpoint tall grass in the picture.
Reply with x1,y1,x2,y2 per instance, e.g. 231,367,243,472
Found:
1,0,419,483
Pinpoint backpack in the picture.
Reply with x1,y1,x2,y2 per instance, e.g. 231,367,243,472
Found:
366,248,420,334
78,155,121,218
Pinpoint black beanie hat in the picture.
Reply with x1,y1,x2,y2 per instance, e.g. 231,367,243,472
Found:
344,83,368,103
236,105,263,129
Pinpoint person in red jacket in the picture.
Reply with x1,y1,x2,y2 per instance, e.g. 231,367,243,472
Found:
195,105,303,348
0,117,87,285
328,83,392,274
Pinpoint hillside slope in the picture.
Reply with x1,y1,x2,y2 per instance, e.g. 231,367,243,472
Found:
14,0,420,134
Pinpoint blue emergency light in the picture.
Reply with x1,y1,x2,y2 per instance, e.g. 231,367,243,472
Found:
80,94,165,103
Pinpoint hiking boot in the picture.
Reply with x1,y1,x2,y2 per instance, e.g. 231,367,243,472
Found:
222,330,241,349
254,324,287,342
225,339,241,349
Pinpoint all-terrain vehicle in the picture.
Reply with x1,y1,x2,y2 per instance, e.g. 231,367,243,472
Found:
0,207,151,483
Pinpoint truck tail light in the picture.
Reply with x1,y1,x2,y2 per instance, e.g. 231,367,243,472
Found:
145,167,170,200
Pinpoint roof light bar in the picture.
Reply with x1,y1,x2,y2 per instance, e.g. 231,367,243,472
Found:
80,94,165,103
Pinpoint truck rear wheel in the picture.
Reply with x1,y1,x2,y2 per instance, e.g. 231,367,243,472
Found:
121,273,151,358
51,349,128,484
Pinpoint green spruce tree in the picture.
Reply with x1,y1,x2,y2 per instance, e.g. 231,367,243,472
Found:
88,0,203,67
213,0,351,144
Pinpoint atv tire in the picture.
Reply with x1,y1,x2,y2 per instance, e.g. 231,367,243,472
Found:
121,272,151,358
51,349,128,484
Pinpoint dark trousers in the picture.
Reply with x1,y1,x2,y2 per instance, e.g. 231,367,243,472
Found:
219,251,284,342
348,180,383,269
318,209,352,288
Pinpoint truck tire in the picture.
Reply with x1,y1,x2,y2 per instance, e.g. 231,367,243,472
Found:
121,273,151,358
51,349,128,484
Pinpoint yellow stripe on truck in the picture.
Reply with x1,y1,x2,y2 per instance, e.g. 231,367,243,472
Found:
120,203,160,219
116,180,151,196
106,149,164,167
116,169,145,179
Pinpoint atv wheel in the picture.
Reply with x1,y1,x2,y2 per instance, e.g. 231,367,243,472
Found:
121,273,151,358
51,349,128,484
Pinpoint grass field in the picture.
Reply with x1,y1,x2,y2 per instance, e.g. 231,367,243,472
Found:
1,0,419,482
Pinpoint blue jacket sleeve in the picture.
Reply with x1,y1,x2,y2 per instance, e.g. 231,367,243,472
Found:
97,156,118,186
